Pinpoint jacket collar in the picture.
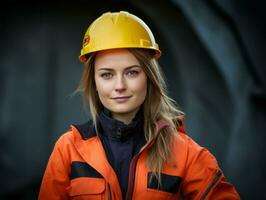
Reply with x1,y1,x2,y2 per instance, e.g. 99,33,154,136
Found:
98,107,144,141
73,120,97,140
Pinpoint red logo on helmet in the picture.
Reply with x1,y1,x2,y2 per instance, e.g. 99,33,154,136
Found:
83,35,90,47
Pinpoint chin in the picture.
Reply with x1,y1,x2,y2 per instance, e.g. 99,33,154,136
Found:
110,108,133,114
109,105,139,115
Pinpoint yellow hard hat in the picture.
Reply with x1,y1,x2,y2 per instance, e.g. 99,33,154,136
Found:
79,11,161,62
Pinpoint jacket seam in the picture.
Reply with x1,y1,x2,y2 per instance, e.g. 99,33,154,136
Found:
199,170,222,200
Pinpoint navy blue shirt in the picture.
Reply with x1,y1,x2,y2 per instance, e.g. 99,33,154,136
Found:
98,108,146,199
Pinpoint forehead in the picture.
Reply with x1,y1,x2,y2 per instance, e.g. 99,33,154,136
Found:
94,49,140,69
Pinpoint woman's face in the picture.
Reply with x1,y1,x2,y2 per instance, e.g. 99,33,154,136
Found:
94,49,147,124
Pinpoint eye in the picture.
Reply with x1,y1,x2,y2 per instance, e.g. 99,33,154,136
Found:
101,72,113,79
127,70,139,77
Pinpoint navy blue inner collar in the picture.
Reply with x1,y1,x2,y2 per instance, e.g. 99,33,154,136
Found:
98,107,144,141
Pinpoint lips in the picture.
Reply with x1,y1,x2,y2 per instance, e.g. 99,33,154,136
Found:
111,96,132,99
111,95,132,103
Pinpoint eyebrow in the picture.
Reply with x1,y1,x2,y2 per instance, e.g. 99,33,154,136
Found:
97,65,141,71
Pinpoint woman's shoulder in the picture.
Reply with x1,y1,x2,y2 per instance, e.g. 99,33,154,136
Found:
175,127,213,152
173,117,218,165
54,120,97,147
173,115,206,149
170,131,219,179
53,128,76,148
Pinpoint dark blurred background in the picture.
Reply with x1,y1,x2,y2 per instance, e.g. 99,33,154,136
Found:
0,0,265,199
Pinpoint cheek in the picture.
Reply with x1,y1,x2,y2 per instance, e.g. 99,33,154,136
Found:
95,79,111,98
132,76,147,97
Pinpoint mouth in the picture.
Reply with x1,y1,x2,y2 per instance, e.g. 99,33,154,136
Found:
111,95,132,103
111,96,132,99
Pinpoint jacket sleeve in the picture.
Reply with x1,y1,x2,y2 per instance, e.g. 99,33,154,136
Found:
38,134,71,200
181,136,240,200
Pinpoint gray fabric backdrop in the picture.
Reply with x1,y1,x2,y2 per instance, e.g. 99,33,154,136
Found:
0,0,265,199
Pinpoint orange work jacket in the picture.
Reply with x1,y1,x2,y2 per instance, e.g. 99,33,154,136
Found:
39,119,240,200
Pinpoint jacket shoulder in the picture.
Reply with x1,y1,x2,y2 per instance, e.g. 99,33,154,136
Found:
176,131,218,164
173,115,213,158
52,129,76,150
52,120,97,152
171,120,219,176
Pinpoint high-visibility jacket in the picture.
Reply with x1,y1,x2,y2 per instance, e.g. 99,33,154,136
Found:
39,119,240,200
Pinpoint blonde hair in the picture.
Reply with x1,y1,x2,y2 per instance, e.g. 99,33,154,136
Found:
78,48,183,182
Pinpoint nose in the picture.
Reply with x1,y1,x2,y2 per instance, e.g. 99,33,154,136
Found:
115,75,126,92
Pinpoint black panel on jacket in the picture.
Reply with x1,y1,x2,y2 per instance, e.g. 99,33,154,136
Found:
147,172,182,194
70,161,103,180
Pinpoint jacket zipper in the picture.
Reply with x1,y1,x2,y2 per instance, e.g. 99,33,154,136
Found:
125,153,141,200
125,120,169,200
107,183,111,200
200,170,222,200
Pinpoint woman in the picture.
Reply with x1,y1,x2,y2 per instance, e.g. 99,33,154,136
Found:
39,11,240,199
